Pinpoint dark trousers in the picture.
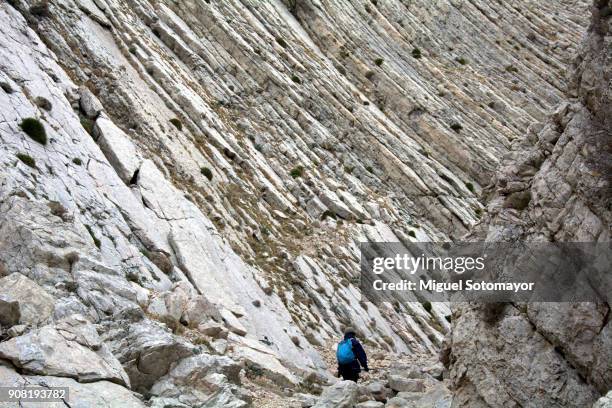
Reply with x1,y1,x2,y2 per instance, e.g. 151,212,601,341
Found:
339,364,360,382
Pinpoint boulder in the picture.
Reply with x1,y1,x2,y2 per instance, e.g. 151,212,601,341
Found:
593,391,612,408
367,381,391,402
0,323,129,386
79,86,104,119
412,383,452,408
0,273,54,327
94,115,142,183
313,380,359,408
106,319,197,392
388,375,425,393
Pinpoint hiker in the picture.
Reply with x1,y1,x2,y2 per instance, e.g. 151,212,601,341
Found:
336,327,369,382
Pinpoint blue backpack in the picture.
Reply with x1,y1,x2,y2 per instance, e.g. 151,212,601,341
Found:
337,338,355,364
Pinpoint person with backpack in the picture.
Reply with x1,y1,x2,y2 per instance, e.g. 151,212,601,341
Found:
336,327,369,382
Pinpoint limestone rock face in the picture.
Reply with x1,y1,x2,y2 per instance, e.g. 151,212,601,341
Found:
0,0,599,406
449,1,611,406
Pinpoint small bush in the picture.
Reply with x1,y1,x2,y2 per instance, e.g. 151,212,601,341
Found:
276,37,288,48
20,117,47,145
291,75,301,84
408,230,416,238
169,118,182,131
290,165,304,178
455,57,468,65
16,153,36,168
422,301,432,313
412,48,422,59
0,82,14,94
365,70,375,80
365,166,374,173
374,57,384,66
29,1,50,17
450,123,463,133
475,208,482,217
321,210,336,220
200,166,213,181
465,182,475,193
34,96,52,111
72,157,82,166
505,65,519,73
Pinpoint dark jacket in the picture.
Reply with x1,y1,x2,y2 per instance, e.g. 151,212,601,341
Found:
338,333,368,373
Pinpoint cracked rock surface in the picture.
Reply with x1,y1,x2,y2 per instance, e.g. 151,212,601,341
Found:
0,0,607,406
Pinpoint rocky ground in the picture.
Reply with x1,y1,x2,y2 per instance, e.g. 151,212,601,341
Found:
0,0,609,407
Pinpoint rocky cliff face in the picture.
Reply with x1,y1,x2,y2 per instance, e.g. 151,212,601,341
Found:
0,0,603,406
448,1,611,407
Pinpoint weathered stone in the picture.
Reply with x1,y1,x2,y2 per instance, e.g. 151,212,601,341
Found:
0,273,54,328
106,319,196,392
294,392,318,408
79,86,104,119
387,375,425,393
0,323,129,386
313,380,359,408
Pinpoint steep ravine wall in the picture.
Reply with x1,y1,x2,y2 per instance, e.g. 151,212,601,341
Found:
448,1,611,406
0,0,601,407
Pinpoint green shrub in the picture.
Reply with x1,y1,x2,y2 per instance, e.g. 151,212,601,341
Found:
291,75,301,84
374,58,384,66
450,123,463,132
1,82,14,94
365,166,374,173
72,157,82,166
290,166,304,178
408,230,416,237
455,57,468,65
422,301,432,313
505,65,519,73
16,153,36,168
365,70,375,80
34,96,52,111
200,166,213,181
475,208,482,217
465,182,475,193
20,117,47,145
29,1,50,17
169,118,182,131
321,210,336,220
276,37,288,48
412,48,422,59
